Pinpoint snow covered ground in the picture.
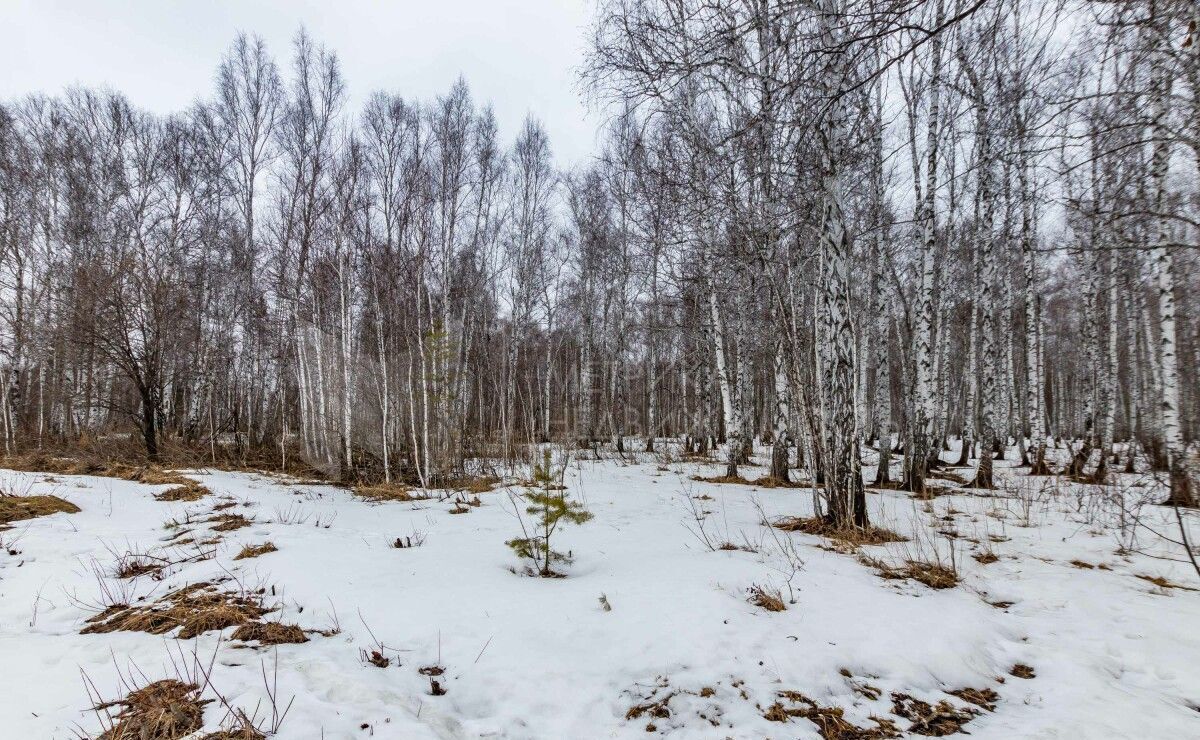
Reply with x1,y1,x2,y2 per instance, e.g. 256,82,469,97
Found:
1,444,1198,738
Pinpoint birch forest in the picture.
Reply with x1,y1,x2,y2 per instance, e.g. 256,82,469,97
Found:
2,1,1200,737
3,0,1196,512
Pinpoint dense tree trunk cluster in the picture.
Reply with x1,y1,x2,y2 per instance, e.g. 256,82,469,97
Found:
0,1,1196,509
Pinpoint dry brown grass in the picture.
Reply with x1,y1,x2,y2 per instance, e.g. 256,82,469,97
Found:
0,493,79,525
750,475,802,488
208,513,252,532
691,474,753,485
1009,664,1036,679
862,556,960,589
747,584,787,612
764,691,901,739
233,542,278,560
774,516,907,547
0,449,214,502
352,482,428,502
230,621,308,645
890,692,979,736
154,479,210,502
93,679,208,740
1135,573,1198,591
444,475,502,494
200,727,267,740
947,687,999,712
972,551,999,565
81,582,270,639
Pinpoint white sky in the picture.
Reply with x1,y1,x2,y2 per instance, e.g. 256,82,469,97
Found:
0,0,603,166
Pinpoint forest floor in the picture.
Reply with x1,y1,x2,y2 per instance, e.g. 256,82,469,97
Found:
0,442,1197,738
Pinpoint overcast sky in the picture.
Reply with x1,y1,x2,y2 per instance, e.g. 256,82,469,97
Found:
0,0,603,166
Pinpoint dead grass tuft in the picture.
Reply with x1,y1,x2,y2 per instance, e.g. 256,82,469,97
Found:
1009,664,1036,679
972,552,999,565
625,692,675,721
200,726,267,740
1135,573,1197,591
230,621,308,645
93,679,208,740
0,493,79,525
155,479,210,502
862,556,959,589
352,483,428,502
445,475,502,494
774,516,907,547
233,542,278,560
751,475,801,488
947,687,999,712
81,582,270,639
691,474,752,485
890,692,978,736
765,691,901,739
747,584,787,611
208,513,253,532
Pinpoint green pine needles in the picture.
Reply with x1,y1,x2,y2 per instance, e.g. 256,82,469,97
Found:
507,449,592,577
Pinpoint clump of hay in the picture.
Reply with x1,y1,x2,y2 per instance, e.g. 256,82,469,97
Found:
81,582,270,639
0,493,80,525
93,679,209,739
774,516,907,547
230,621,308,645
747,584,787,612
233,542,277,560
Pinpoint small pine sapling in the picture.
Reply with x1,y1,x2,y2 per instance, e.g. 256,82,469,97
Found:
507,449,592,576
